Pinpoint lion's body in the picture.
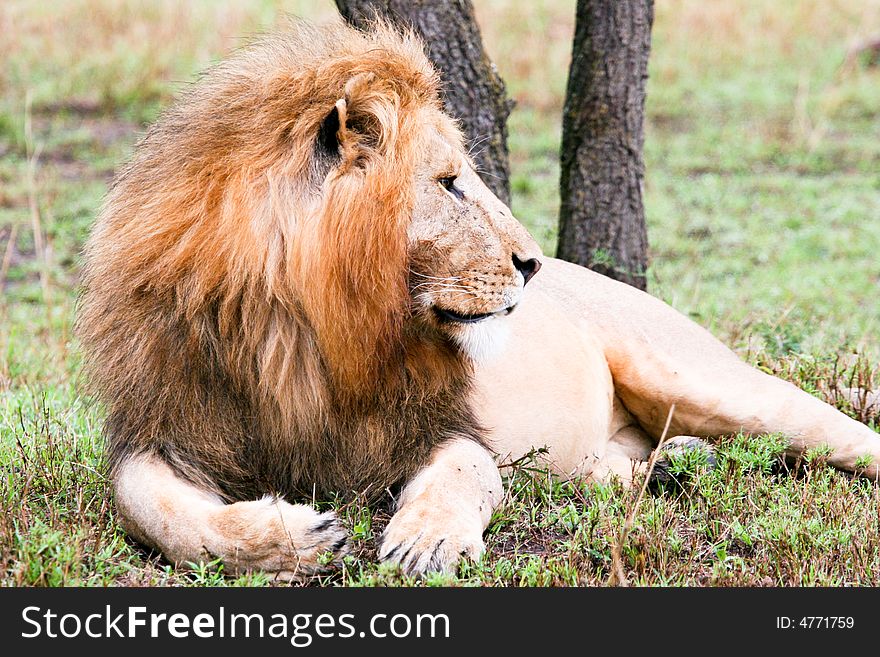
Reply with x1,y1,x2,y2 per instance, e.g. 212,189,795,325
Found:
77,21,880,579
474,257,880,483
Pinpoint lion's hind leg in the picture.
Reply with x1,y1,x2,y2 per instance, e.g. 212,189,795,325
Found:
113,453,348,581
610,342,880,478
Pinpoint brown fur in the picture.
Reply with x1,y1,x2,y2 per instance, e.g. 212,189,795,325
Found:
77,22,479,504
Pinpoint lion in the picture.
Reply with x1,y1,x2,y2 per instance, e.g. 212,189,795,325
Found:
77,20,880,580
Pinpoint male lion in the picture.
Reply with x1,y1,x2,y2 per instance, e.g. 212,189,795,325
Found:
78,21,879,579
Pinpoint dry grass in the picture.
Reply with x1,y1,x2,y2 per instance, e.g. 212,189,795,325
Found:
0,1,338,119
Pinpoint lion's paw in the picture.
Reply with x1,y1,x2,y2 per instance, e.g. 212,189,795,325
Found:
649,435,717,489
210,498,348,581
378,500,484,576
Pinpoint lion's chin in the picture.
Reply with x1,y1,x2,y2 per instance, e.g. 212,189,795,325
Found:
446,313,512,364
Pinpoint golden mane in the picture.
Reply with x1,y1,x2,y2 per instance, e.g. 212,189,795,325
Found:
77,21,479,501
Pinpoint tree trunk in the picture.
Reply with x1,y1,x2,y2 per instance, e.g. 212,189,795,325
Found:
557,0,653,290
335,0,512,205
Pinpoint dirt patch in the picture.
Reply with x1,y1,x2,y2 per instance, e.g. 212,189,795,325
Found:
81,116,141,151
27,113,137,183
491,524,570,559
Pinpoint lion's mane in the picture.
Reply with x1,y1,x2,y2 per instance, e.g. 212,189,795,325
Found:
77,22,481,501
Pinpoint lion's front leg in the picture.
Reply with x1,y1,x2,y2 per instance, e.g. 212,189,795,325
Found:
114,453,349,581
379,437,502,576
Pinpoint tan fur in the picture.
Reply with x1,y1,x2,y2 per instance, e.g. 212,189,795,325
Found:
472,259,880,483
78,20,880,580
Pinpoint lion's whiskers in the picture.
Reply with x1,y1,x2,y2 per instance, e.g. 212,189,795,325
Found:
411,281,471,292
411,281,479,297
409,271,464,283
412,285,481,304
410,271,483,299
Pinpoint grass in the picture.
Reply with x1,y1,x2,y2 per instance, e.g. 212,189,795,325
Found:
1,0,879,587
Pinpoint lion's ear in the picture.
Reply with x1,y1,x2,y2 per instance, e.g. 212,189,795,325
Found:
317,98,348,161
316,73,387,171
316,96,365,172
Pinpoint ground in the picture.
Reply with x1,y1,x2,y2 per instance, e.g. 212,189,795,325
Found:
1,0,879,586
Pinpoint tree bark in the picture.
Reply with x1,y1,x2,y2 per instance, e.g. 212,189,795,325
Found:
335,0,512,205
557,0,653,290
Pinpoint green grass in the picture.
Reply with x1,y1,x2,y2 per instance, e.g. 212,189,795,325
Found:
1,0,879,587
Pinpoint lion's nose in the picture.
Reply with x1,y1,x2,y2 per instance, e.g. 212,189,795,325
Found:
512,254,541,286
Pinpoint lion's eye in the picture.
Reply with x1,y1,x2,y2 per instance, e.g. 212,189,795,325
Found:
437,175,464,200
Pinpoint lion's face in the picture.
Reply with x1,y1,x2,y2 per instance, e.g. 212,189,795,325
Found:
406,127,542,360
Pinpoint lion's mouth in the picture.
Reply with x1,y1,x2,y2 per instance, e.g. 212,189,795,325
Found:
433,304,517,324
